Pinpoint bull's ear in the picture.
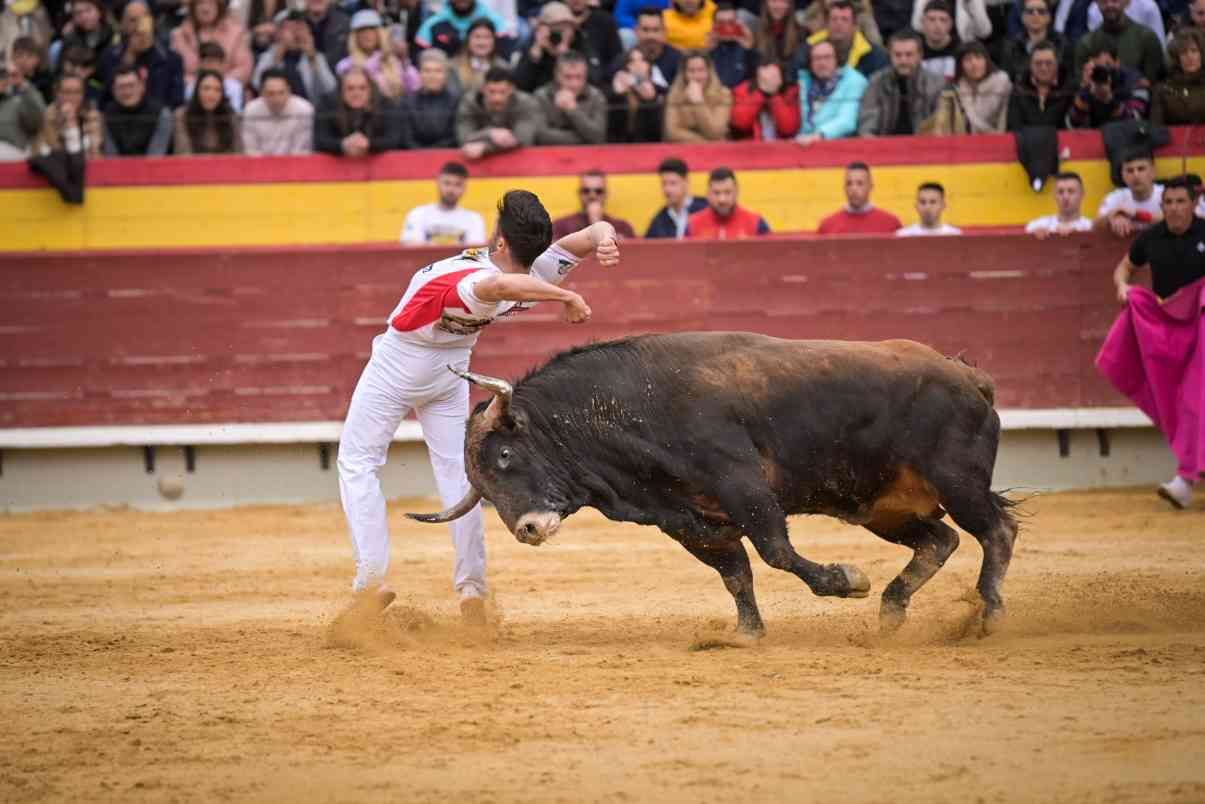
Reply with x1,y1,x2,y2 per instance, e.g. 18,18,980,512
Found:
500,407,527,432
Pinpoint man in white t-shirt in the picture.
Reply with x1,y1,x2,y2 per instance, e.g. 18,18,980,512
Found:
338,189,619,628
896,182,962,237
400,161,488,247
1026,172,1095,238
1096,150,1164,238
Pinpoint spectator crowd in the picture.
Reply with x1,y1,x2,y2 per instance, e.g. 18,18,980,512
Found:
2,0,1204,166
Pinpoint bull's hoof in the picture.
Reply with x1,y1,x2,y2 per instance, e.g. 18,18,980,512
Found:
737,621,766,640
981,606,1007,637
879,601,907,634
829,563,871,598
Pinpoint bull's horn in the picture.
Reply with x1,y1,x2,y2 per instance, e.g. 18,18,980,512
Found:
405,488,482,523
448,365,512,418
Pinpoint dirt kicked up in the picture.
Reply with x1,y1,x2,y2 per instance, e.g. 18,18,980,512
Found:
3,489,1205,803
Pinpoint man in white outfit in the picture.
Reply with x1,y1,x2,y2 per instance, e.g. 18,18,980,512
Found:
400,161,488,246
337,189,619,624
896,182,962,236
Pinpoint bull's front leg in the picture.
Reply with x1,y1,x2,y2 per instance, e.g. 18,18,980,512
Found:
675,534,766,637
717,482,871,599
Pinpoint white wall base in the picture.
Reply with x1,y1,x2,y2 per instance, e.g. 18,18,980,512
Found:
0,427,1177,512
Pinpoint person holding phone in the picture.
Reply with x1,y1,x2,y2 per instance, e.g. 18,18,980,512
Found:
707,1,754,87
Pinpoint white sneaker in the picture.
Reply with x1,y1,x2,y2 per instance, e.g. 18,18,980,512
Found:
1158,476,1193,509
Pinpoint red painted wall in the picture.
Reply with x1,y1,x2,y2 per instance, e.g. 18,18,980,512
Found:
0,234,1125,428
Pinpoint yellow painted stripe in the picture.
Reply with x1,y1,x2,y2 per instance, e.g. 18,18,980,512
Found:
3,156,1202,251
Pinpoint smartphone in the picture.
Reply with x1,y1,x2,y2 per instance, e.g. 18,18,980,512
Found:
713,20,743,38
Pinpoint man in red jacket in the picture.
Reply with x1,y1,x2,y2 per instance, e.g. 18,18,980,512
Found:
817,162,904,234
686,167,771,239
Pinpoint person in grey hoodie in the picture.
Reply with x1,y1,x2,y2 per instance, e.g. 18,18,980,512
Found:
533,51,607,145
456,66,542,159
857,29,945,135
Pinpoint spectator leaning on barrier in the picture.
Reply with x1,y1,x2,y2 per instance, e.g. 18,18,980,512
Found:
1151,28,1205,124
303,0,352,72
174,69,243,154
730,59,800,139
917,0,960,82
400,161,488,245
0,54,46,160
707,1,755,88
314,65,402,156
188,42,245,111
606,44,668,141
552,169,639,239
1007,40,1074,128
402,48,459,148
857,29,944,135
253,9,337,104
664,0,717,50
1096,148,1164,236
1073,0,1164,84
796,37,869,144
809,0,890,80
170,0,254,89
664,49,731,141
456,65,540,159
534,50,607,144
686,167,771,238
449,19,508,95
930,41,1013,133
1025,170,1094,235
818,161,905,233
896,181,962,235
35,72,102,157
102,63,173,156
645,156,708,237
241,66,314,155
98,1,185,109
1068,40,1150,126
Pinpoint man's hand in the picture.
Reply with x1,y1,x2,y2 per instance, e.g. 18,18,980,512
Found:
554,88,577,110
530,23,550,59
1032,226,1052,240
795,132,821,147
461,140,488,160
1116,282,1132,303
560,292,591,323
594,234,619,266
298,24,317,57
1109,212,1134,238
491,128,518,148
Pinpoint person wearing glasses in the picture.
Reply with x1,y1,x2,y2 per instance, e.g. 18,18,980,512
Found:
551,169,638,239
998,0,1069,81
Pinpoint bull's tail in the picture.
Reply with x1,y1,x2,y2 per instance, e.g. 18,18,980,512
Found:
950,351,996,406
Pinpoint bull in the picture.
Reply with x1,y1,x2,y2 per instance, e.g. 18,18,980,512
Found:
408,332,1019,637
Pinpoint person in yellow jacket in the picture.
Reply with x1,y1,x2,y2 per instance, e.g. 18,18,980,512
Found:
664,0,716,50
805,0,888,78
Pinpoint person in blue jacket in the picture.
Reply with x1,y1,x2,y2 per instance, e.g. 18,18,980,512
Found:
795,38,868,146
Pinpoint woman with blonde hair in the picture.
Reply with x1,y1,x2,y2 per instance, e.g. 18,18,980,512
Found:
336,8,419,102
449,18,508,95
169,0,254,87
664,50,732,141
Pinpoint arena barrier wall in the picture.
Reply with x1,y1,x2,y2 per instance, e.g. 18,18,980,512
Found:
3,128,1205,251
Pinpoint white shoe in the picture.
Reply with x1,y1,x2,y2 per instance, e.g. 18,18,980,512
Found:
1158,476,1193,509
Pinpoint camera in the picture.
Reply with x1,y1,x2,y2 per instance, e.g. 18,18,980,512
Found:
1090,65,1112,85
549,29,563,45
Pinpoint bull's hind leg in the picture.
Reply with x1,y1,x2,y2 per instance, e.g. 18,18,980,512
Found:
865,516,960,633
675,535,766,637
942,491,1019,635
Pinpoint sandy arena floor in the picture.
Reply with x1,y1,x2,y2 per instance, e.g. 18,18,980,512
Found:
2,489,1205,803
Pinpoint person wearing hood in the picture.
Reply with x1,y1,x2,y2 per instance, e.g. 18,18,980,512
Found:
1152,28,1205,123
931,41,1013,133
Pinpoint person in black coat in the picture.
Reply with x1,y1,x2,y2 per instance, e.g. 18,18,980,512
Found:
402,49,460,148
1007,40,1075,129
314,66,404,155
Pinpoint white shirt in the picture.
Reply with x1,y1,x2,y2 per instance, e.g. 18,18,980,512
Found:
1025,214,1094,233
896,223,963,236
400,203,488,247
1087,0,1166,42
384,244,580,350
241,95,314,156
1098,184,1164,228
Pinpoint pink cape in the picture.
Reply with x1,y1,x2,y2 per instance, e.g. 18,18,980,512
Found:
1095,276,1205,480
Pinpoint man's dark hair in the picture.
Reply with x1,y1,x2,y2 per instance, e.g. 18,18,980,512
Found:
922,0,953,16
198,41,226,61
827,0,855,14
636,6,664,21
1084,41,1119,60
1053,171,1083,186
714,1,736,10
658,157,688,177
1030,39,1060,60
497,190,553,268
1121,147,1154,166
260,66,291,88
484,65,514,84
112,64,142,82
1163,175,1197,201
440,161,470,178
581,167,606,182
556,50,588,71
709,166,736,184
918,181,945,196
888,28,922,49
847,160,870,173
12,35,41,58
61,45,96,69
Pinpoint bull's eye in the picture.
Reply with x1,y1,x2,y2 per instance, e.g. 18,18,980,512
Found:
498,447,511,469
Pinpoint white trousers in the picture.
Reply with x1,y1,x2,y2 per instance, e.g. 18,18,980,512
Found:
337,334,486,599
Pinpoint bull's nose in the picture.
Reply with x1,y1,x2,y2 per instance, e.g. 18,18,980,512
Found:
521,522,538,539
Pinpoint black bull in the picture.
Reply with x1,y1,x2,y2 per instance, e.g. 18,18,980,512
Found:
409,332,1019,637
